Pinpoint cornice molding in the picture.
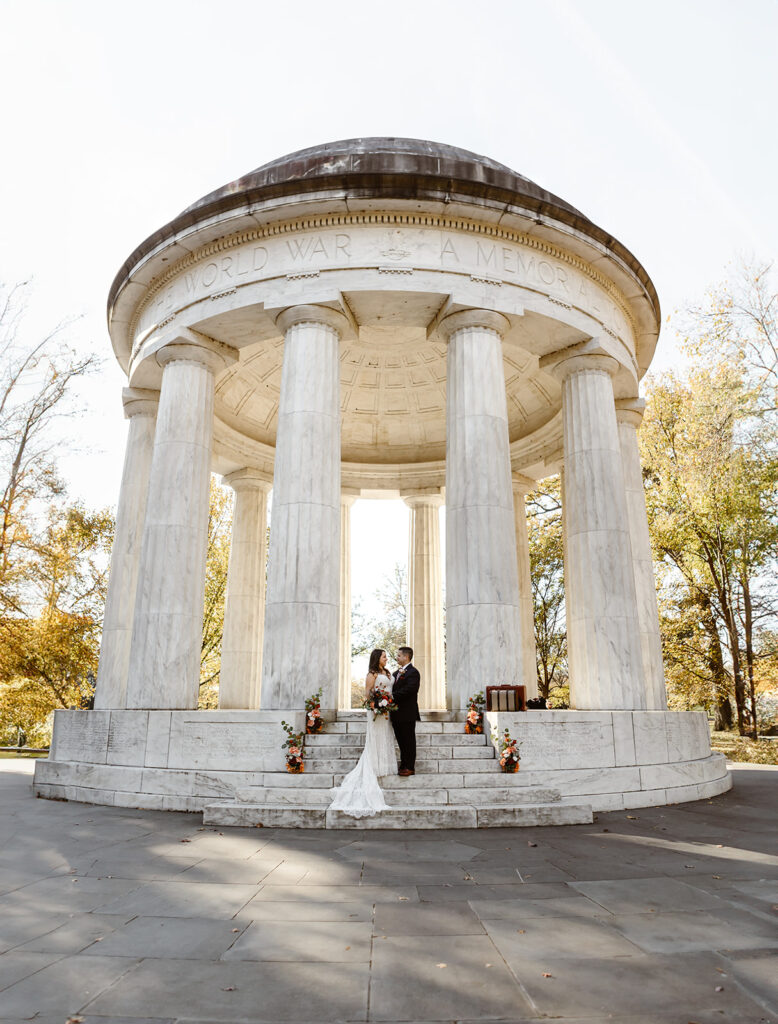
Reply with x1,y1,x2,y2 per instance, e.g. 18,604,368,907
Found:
122,211,640,347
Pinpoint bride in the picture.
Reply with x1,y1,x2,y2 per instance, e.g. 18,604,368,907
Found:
329,648,397,817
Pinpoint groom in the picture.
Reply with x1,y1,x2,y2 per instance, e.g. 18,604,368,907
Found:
391,646,421,777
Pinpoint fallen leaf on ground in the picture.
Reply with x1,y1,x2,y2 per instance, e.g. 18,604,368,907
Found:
345,946,351,950
231,928,240,933
715,986,724,992
626,815,638,820
436,963,447,968
542,972,553,978
221,986,236,991
398,896,409,901
180,839,191,843
66,1017,83,1023
712,875,721,879
485,963,492,967
517,929,526,933
716,968,727,975
684,865,696,869
527,841,537,847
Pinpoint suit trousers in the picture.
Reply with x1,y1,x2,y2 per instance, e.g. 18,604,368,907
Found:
391,720,417,771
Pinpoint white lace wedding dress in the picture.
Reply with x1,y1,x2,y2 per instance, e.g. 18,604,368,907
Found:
329,672,398,818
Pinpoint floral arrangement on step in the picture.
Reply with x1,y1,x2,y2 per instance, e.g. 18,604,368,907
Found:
281,720,305,773
465,691,485,734
494,727,520,772
363,684,397,720
305,687,324,734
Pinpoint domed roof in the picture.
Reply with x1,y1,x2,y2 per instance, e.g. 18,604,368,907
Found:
109,137,659,326
182,137,588,222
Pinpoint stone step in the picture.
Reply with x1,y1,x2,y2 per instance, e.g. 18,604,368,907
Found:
336,710,457,722
232,785,561,808
306,731,488,747
306,756,498,774
324,718,470,734
306,744,495,764
203,801,592,830
259,770,535,790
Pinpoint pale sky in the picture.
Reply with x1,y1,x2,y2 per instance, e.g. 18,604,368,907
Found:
1,0,775,667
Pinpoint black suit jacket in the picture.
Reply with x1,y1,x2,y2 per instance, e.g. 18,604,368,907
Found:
391,665,421,723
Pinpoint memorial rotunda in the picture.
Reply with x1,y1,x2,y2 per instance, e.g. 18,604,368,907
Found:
34,139,731,827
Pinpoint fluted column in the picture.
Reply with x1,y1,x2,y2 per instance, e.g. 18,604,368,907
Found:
554,352,645,709
616,399,667,710
442,309,523,710
338,493,358,710
403,490,446,709
126,332,238,709
94,389,159,709
219,470,271,709
261,305,346,711
512,475,538,698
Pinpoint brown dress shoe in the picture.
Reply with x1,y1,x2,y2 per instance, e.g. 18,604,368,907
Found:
398,768,414,777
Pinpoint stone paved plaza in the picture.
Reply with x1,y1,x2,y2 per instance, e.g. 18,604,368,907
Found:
1,760,776,1023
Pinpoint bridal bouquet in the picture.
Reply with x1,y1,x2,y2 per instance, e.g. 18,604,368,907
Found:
363,685,398,720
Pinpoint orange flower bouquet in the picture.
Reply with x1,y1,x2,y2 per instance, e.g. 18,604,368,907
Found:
305,687,324,734
465,691,485,734
281,720,305,773
496,728,520,772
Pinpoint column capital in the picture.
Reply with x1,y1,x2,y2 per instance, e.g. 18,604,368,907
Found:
276,304,350,336
122,387,159,419
223,468,273,493
438,308,510,339
615,397,647,430
340,491,359,508
155,328,238,374
540,339,619,383
401,488,445,509
511,473,536,496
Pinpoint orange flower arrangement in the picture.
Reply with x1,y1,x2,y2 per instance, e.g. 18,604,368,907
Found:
496,728,520,772
281,720,305,773
465,691,485,734
305,687,324,734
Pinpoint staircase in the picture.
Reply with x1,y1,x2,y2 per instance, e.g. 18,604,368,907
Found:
203,712,593,829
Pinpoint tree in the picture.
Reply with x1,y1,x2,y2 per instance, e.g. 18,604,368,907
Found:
198,478,233,708
0,504,113,744
352,562,407,663
527,479,568,701
641,357,778,737
0,282,98,619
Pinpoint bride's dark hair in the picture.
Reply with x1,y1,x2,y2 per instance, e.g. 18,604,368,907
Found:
368,649,386,676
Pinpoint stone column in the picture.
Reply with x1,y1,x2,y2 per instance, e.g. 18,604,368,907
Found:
512,475,538,698
442,309,523,710
554,352,645,710
94,388,159,709
403,490,446,710
338,494,357,710
616,399,667,710
218,470,271,710
261,305,346,711
126,332,237,710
